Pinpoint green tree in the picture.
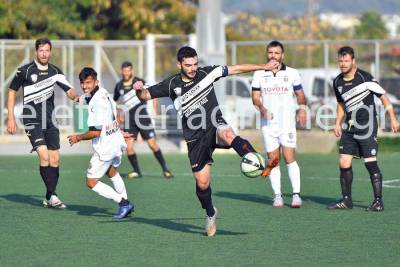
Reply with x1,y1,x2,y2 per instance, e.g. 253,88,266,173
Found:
354,11,388,39
0,0,196,40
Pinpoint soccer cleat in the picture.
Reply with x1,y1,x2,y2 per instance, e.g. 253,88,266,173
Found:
113,202,134,220
273,194,284,208
127,171,142,179
327,197,353,210
163,169,174,179
366,198,384,212
261,158,279,177
43,195,67,209
291,194,302,208
205,207,218,237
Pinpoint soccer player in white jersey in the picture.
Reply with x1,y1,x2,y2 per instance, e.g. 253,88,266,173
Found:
68,67,134,219
251,41,307,208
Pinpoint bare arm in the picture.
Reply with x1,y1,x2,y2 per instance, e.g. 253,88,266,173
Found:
295,89,307,127
380,94,399,132
251,90,271,119
66,88,80,102
67,130,101,146
335,102,346,137
6,89,17,134
227,61,279,76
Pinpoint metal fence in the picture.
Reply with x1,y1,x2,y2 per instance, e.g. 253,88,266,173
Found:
1,37,399,135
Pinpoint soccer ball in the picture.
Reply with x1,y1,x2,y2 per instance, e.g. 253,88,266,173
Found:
240,152,265,178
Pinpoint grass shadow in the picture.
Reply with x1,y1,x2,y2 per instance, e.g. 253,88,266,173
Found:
0,193,113,217
214,191,273,205
101,216,248,236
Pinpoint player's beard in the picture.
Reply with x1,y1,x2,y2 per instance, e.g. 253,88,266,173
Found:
341,63,354,75
123,74,133,82
36,57,49,66
181,69,196,81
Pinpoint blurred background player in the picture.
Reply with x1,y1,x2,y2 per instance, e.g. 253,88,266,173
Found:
328,46,400,211
251,40,307,208
113,61,173,179
134,46,279,236
68,67,134,219
7,38,80,209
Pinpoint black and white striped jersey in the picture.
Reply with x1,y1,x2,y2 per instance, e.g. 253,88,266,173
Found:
113,77,146,112
9,61,72,121
333,68,385,131
148,65,228,140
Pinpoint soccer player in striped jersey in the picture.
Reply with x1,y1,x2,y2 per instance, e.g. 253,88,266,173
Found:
7,38,80,209
133,46,279,236
113,62,173,179
327,46,400,211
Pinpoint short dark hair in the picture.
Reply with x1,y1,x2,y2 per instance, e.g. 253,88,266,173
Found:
177,46,197,62
79,67,97,82
121,61,133,69
338,46,355,59
35,38,52,51
267,40,284,52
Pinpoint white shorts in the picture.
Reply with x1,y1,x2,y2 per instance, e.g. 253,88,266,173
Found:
261,127,297,152
87,153,122,179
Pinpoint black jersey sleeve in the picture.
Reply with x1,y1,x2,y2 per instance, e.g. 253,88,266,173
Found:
364,72,386,97
113,83,121,101
333,77,344,103
50,65,73,92
201,65,228,80
9,66,26,91
148,78,171,99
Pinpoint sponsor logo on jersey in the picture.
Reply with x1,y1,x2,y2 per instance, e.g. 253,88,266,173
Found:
174,87,182,96
264,87,289,94
31,74,38,83
284,75,288,82
39,71,48,76
184,81,194,87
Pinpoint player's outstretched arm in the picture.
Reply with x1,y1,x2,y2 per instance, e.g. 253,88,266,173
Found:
227,61,279,76
380,94,400,133
6,89,17,134
68,130,101,146
133,80,151,101
66,88,80,102
334,103,345,137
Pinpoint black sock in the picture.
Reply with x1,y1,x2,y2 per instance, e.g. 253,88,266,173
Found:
49,166,59,193
340,167,353,199
365,161,382,199
231,136,256,157
153,149,168,171
128,154,141,174
196,185,214,217
39,166,53,200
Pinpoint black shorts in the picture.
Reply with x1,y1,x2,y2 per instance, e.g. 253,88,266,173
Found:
187,117,228,172
339,130,378,158
125,106,155,140
24,121,60,152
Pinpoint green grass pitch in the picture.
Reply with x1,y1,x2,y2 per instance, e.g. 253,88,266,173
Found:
1,153,399,266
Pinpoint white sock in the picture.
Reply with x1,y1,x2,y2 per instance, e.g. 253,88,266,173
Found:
91,181,122,203
269,166,281,196
110,173,128,200
287,161,301,194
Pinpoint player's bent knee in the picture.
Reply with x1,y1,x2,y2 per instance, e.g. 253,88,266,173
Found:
86,178,99,189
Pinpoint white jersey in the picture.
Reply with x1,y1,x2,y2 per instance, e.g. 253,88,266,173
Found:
87,87,127,161
251,64,303,130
